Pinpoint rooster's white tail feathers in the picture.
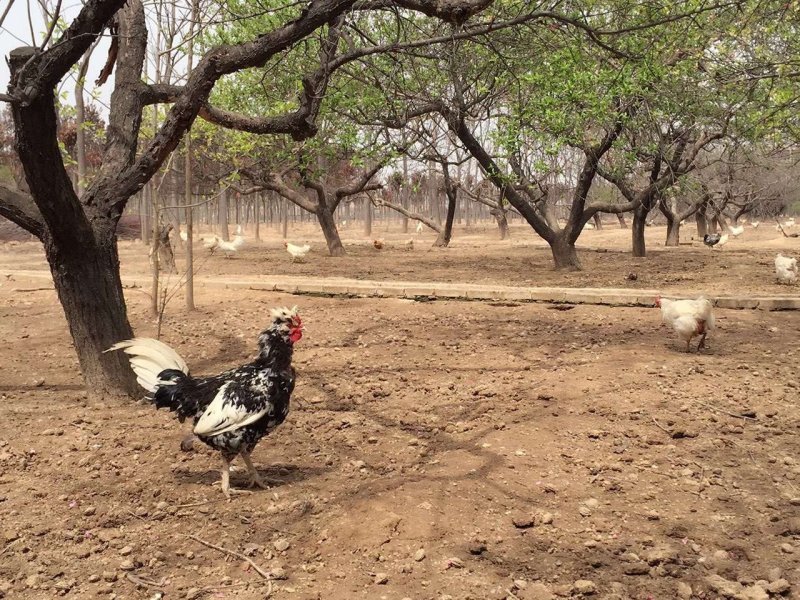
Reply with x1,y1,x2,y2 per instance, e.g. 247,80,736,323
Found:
106,338,189,392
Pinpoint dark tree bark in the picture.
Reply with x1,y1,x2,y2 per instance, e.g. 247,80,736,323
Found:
551,235,581,270
433,165,457,247
317,204,345,256
631,205,649,257
665,217,680,246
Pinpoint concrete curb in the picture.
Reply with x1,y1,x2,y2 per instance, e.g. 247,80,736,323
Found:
218,278,800,311
4,269,800,310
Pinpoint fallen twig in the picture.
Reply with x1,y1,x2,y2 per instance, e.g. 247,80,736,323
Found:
652,416,671,433
125,572,166,589
0,538,21,556
693,400,757,421
175,499,220,509
185,534,272,581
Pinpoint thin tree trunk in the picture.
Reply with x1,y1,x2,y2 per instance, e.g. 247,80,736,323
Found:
282,198,289,238
316,205,345,256
491,207,509,240
592,213,603,229
632,206,647,257
364,197,372,236
617,213,628,228
218,187,230,241
434,174,457,247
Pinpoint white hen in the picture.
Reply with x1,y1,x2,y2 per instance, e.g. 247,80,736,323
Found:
775,254,798,284
751,221,760,229
285,241,311,262
655,296,715,352
729,225,744,237
215,235,245,257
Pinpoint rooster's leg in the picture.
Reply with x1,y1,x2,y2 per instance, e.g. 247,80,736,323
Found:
697,333,707,351
219,456,251,500
685,339,691,352
241,451,269,489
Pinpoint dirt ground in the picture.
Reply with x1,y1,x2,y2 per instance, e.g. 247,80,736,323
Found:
0,223,799,600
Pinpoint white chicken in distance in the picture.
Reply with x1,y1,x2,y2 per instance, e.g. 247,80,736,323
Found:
775,254,798,284
202,235,245,257
285,241,311,262
729,224,744,237
655,296,715,352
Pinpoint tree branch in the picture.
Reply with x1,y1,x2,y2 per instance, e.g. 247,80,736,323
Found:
0,183,45,239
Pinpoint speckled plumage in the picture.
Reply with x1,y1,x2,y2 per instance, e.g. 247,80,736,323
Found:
111,306,302,498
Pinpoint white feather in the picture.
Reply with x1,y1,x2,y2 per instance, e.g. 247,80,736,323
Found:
193,383,271,436
106,338,189,392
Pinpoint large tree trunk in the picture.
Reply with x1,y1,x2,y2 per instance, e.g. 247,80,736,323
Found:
316,205,345,256
10,48,137,397
665,217,680,246
46,223,139,397
632,206,648,257
550,235,581,270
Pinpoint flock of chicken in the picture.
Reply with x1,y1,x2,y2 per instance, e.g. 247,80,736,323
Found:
699,219,798,285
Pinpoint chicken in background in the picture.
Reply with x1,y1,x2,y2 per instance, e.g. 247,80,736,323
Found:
729,224,744,237
655,296,715,352
775,254,798,284
415,221,424,234
179,231,188,243
751,221,760,229
202,236,220,250
215,235,245,258
285,241,311,262
107,307,303,499
373,239,384,250
703,233,728,248
404,239,414,250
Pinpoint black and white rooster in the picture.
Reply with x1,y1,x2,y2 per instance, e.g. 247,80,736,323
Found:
107,307,303,499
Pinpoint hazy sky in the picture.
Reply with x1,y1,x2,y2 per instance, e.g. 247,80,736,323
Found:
1,1,114,113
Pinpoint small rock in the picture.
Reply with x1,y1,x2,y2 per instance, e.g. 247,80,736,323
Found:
273,538,290,552
269,567,288,580
101,571,117,583
83,506,96,516
119,560,135,571
185,588,201,599
467,540,487,555
374,572,388,585
623,563,649,576
119,546,133,556
584,498,599,509
413,548,426,562
512,513,535,528
766,579,790,594
789,497,800,506
446,557,464,569
779,543,794,554
676,582,692,599
573,579,597,595
541,512,554,525
578,505,592,517
87,574,100,583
